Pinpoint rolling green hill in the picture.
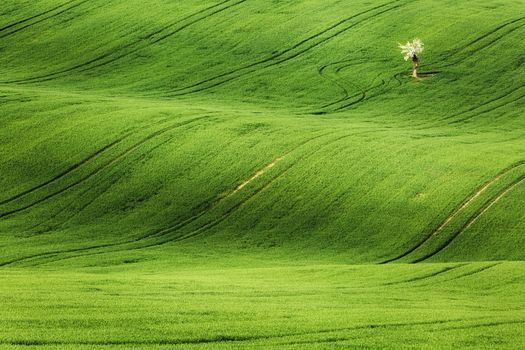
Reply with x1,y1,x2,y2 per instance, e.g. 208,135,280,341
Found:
0,0,524,348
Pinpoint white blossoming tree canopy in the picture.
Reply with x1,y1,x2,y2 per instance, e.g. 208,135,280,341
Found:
399,39,424,61
399,39,424,78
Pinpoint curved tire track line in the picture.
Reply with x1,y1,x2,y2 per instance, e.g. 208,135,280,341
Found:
437,263,500,283
437,18,525,70
0,0,92,40
381,161,525,264
412,263,501,288
30,132,365,266
334,78,386,112
442,17,525,61
402,17,525,130
157,1,406,97
317,64,351,108
3,0,245,84
382,265,463,286
153,133,359,244
0,132,133,206
145,129,392,247
414,173,525,262
0,131,338,266
316,56,404,114
316,59,370,111
0,116,211,220
416,16,525,74
447,87,525,125
316,58,386,109
0,0,76,33
3,131,376,267
46,118,237,231
408,18,525,128
0,116,172,209
0,318,488,347
299,4,512,115
441,319,525,332
12,115,239,235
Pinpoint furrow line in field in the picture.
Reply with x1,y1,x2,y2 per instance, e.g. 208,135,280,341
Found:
3,0,244,84
415,173,525,262
334,78,386,112
0,132,133,206
0,0,92,39
382,265,463,286
155,133,361,244
440,319,525,331
0,0,77,33
380,161,525,264
0,131,339,266
440,263,500,282
7,131,376,267
449,90,525,125
0,116,211,220
0,318,486,347
315,17,525,115
393,17,525,129
160,1,406,97
438,19,525,69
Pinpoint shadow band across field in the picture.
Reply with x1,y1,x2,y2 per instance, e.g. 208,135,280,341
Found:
0,115,215,219
0,130,386,267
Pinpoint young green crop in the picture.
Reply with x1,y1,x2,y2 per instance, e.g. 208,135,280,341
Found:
0,0,524,348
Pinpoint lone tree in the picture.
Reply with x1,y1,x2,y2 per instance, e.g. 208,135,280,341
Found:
399,39,424,78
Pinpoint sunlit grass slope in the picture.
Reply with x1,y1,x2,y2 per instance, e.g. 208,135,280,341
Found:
1,263,524,349
1,0,524,265
0,0,524,348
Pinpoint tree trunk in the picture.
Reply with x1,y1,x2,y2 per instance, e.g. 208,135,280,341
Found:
412,55,419,78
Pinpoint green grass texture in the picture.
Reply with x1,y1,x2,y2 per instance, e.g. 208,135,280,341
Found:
0,0,524,348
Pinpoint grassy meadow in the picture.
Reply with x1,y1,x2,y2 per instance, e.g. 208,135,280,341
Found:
0,0,524,348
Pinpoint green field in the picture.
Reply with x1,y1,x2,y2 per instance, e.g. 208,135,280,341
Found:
0,0,524,348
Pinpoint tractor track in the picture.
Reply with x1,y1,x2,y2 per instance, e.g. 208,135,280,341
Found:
0,318,490,347
0,0,93,40
447,86,525,125
382,265,463,286
2,0,245,84
0,0,78,33
0,131,134,206
441,319,525,331
0,115,174,208
313,12,525,115
403,17,525,128
19,132,360,267
381,161,525,264
155,1,406,97
0,116,212,220
389,16,525,130
43,118,240,232
1,130,379,267
316,57,395,113
0,131,338,266
334,78,386,112
411,263,501,288
414,173,525,262
439,263,500,282
317,60,366,110
149,132,363,243
437,17,525,69
442,85,525,122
